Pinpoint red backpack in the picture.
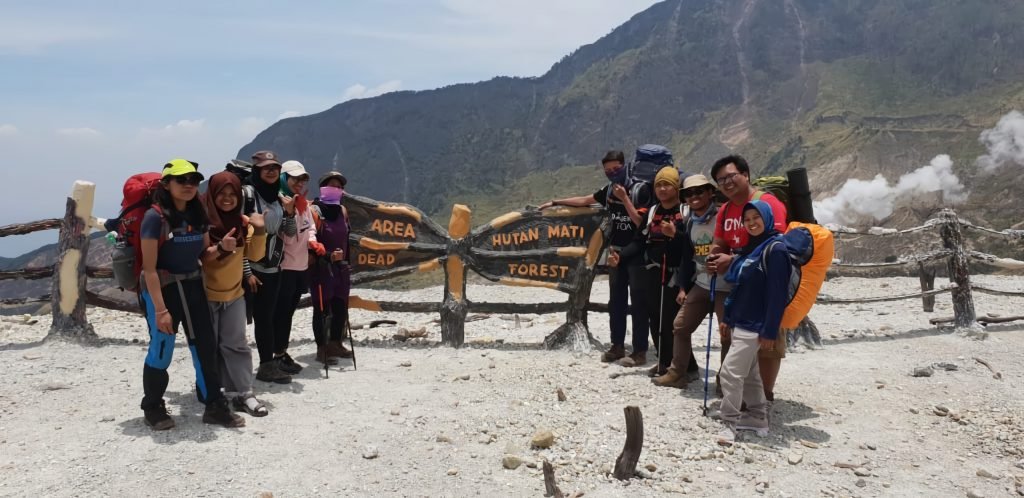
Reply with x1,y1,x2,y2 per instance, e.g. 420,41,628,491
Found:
111,173,164,292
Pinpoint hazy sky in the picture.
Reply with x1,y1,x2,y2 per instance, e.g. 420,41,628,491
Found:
0,0,660,256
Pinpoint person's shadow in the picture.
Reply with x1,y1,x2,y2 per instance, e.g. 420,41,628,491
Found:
117,390,241,444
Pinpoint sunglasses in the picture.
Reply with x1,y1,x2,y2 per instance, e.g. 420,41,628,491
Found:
682,187,709,198
171,174,203,186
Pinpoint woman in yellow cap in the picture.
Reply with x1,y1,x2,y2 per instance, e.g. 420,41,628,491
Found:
138,159,244,430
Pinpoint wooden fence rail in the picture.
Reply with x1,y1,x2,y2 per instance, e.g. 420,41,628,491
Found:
4,182,1024,342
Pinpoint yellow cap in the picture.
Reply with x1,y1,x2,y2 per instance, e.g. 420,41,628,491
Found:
162,159,203,179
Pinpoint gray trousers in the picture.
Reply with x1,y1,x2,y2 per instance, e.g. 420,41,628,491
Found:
718,327,768,424
209,297,254,396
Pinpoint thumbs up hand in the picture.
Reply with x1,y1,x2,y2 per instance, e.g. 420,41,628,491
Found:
219,228,238,252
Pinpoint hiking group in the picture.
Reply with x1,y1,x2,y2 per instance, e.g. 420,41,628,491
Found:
108,151,354,430
540,148,832,444
109,146,830,440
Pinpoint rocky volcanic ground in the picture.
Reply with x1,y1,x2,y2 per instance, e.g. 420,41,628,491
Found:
1,276,1023,497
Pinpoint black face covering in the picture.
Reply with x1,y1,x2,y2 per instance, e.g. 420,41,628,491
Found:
250,167,280,204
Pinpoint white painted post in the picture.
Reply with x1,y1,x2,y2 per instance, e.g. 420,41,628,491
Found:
49,180,97,338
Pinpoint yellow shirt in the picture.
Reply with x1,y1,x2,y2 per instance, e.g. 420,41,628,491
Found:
203,225,267,303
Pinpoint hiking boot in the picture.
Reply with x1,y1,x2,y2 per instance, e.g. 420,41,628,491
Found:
203,398,245,428
316,345,339,365
326,340,353,359
647,364,668,377
652,370,689,389
617,351,647,367
687,369,701,383
600,344,626,363
143,400,175,431
276,353,303,374
256,361,292,384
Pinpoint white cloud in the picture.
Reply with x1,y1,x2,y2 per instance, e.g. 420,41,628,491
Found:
277,110,302,120
341,80,403,102
237,117,268,137
56,127,101,138
0,124,18,136
140,119,205,137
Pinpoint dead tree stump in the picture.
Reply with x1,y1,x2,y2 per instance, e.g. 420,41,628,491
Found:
542,459,564,498
613,406,644,480
918,262,936,312
49,181,97,339
938,210,977,329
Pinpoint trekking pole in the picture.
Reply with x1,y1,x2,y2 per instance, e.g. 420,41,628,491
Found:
702,275,717,417
346,313,357,371
657,253,667,376
318,282,330,379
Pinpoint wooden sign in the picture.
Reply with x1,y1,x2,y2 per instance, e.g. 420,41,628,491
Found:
342,194,448,285
467,206,607,291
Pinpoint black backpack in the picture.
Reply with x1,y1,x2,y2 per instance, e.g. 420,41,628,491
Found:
625,144,675,207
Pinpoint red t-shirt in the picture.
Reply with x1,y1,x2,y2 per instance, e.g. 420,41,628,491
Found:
714,191,788,250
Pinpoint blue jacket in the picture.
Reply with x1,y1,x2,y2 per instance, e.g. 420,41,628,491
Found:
723,200,791,340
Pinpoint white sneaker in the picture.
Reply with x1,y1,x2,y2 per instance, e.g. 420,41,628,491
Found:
717,423,736,445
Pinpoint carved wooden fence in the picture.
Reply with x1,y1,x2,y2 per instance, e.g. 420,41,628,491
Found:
4,181,1021,347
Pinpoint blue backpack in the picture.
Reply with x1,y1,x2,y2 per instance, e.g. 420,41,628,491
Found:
761,227,815,305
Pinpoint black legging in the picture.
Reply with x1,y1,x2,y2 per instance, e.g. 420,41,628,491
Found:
251,269,280,364
645,266,681,370
312,297,349,345
274,270,306,355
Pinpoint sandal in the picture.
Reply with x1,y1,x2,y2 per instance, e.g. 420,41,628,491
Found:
232,394,269,417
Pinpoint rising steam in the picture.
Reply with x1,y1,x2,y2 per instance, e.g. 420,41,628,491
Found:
814,154,967,226
976,110,1024,173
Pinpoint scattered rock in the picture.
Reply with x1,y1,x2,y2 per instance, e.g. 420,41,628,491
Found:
398,361,412,367
556,387,567,402
362,446,379,459
799,440,819,449
100,415,115,422
456,374,471,381
502,455,523,470
855,478,867,488
40,382,71,391
854,467,871,477
934,362,958,371
255,492,273,498
744,455,755,464
966,490,985,498
976,468,997,479
755,482,766,494
910,407,920,414
435,434,452,443
865,443,877,451
22,354,41,360
933,406,949,417
531,430,555,448
447,468,459,476
912,366,934,378
1016,484,1023,496
390,409,400,416
788,452,803,465
645,463,657,472
635,469,653,479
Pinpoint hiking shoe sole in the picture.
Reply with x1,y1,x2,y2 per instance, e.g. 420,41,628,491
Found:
145,417,175,431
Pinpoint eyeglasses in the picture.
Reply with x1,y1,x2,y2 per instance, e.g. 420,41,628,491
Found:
715,172,741,185
171,174,202,186
682,188,707,198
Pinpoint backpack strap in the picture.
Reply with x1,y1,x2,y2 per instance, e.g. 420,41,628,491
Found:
752,190,764,201
311,204,322,232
